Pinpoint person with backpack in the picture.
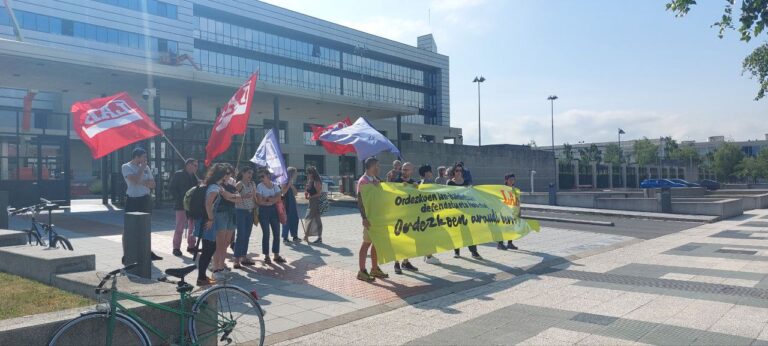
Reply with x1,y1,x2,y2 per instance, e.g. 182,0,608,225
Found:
196,163,241,286
170,158,199,257
233,166,257,269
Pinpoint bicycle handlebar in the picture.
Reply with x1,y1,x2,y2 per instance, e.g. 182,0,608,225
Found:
96,263,138,291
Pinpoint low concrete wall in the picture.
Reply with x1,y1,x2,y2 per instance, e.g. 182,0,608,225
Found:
0,229,27,247
520,194,549,205
672,198,743,219
705,194,768,210
595,198,660,213
646,187,707,198
0,246,94,284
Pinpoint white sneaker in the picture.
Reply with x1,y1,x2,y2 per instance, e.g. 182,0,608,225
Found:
424,256,440,264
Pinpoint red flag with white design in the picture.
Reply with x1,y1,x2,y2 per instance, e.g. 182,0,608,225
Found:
205,72,259,166
71,92,163,159
311,117,356,155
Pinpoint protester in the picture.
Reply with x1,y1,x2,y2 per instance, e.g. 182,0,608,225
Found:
458,161,474,185
256,170,287,264
386,160,402,182
499,173,520,250
434,166,448,185
392,162,419,274
447,163,482,259
281,167,301,244
233,166,257,269
169,158,199,257
211,164,239,279
121,147,162,263
419,164,441,265
357,157,389,282
197,163,238,286
303,166,324,243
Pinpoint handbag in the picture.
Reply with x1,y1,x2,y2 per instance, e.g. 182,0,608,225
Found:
318,192,330,215
276,198,288,224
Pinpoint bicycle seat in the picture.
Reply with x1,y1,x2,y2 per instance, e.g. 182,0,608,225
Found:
165,265,197,280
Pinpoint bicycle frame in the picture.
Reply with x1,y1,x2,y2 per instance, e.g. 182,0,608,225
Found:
103,283,223,346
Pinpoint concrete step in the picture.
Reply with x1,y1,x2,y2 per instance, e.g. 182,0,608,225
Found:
522,204,718,223
0,245,94,285
0,229,28,247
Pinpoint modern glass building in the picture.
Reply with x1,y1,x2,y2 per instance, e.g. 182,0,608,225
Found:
0,0,460,206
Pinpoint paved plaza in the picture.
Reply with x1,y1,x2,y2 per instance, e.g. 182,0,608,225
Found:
11,200,768,345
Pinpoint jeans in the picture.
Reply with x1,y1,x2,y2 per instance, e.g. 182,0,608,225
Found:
281,196,299,240
259,205,280,256
234,209,253,257
173,210,196,250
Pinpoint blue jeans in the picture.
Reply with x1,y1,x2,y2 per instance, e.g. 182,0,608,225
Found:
281,196,299,240
259,205,280,256
234,209,253,258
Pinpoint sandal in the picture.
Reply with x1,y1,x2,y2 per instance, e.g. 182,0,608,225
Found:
233,263,243,270
196,277,216,286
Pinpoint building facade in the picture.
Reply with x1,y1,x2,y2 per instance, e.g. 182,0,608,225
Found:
0,0,461,206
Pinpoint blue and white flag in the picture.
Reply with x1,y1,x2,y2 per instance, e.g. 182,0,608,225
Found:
251,129,288,184
318,117,400,161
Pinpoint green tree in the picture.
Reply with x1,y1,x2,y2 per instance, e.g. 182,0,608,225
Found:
559,143,575,164
578,144,602,164
667,0,768,100
603,143,623,165
661,136,679,160
736,156,762,183
756,147,768,179
633,137,659,166
670,145,701,167
713,142,745,182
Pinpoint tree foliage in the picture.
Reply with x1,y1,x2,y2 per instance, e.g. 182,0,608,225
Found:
578,144,602,164
603,143,623,165
712,142,745,182
667,0,768,100
633,137,659,166
560,143,575,163
670,145,701,166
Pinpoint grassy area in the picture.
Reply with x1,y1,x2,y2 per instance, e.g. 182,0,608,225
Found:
0,272,93,320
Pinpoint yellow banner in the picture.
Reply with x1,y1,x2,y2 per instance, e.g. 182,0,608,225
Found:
361,183,540,264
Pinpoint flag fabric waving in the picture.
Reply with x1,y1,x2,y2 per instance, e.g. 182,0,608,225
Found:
205,72,259,166
311,117,355,155
318,117,400,161
251,129,288,184
71,92,163,159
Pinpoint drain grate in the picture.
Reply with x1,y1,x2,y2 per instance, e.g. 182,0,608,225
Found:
545,270,768,299
570,313,618,326
715,249,758,255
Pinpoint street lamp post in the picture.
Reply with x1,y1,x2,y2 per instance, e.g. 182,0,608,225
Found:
473,76,485,146
618,128,625,160
547,95,558,190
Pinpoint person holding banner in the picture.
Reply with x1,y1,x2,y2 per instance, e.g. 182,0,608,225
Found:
434,166,448,185
122,147,162,262
499,173,520,251
303,166,324,244
447,163,482,259
257,171,287,264
281,167,301,244
386,160,403,182
419,164,441,265
392,163,420,274
357,157,389,282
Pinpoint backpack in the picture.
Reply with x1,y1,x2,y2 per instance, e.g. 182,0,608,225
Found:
184,185,208,219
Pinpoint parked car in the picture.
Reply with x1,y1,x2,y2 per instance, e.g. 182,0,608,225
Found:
668,179,700,187
320,175,337,187
640,179,687,189
698,179,721,191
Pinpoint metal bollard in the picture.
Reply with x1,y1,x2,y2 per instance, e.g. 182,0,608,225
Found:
0,190,7,229
124,212,152,279
548,183,557,206
660,187,672,213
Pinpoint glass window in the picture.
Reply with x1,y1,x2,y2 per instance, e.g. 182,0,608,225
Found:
49,17,61,34
128,32,139,48
167,4,177,19
118,30,128,46
147,0,157,15
21,12,35,29
73,21,84,37
96,26,108,42
35,14,49,33
85,24,97,40
107,28,118,44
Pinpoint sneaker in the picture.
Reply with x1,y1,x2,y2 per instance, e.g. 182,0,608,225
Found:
424,256,440,265
151,252,163,261
264,257,272,265
233,262,243,270
507,242,519,250
274,255,287,263
173,249,183,257
394,262,403,275
471,253,483,260
357,269,375,282
370,267,389,279
196,277,216,286
283,238,291,245
293,237,301,243
453,250,461,258
312,238,323,244
402,261,419,272
186,247,198,254
241,259,256,266
497,242,507,250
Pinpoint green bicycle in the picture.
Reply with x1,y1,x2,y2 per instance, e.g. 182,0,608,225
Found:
48,263,265,346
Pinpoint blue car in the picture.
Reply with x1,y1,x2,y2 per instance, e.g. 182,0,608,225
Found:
668,179,700,187
640,179,687,189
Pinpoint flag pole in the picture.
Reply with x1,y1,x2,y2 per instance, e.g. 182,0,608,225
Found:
162,135,186,162
235,131,248,171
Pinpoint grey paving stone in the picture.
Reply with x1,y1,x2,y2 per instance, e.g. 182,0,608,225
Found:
638,325,702,346
717,249,759,255
570,313,618,326
598,318,657,341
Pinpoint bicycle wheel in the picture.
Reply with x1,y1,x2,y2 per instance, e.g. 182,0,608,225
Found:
189,285,265,346
54,235,74,251
25,230,42,246
48,311,150,346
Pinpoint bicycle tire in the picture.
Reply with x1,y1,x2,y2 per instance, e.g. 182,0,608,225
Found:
189,285,265,346
48,311,150,346
25,229,43,246
54,235,74,251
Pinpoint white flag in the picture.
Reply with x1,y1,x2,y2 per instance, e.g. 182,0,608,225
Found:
251,129,288,184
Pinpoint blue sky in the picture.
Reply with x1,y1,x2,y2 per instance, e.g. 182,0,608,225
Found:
262,0,767,146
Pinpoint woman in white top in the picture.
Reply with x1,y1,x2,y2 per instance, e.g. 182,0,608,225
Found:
256,171,287,264
233,166,258,269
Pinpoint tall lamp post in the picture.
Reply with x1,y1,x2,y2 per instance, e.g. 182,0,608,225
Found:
618,128,625,161
547,95,558,190
473,76,485,146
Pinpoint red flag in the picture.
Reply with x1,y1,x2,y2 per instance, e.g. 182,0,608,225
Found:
312,117,356,155
22,90,37,132
205,72,259,166
71,92,162,159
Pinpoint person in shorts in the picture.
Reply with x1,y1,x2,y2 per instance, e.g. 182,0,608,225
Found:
357,157,389,282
